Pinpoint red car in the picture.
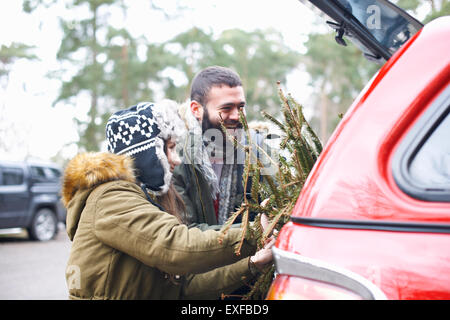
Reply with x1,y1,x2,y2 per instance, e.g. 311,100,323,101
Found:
267,0,450,300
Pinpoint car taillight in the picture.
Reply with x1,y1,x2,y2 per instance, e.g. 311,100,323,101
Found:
267,247,387,300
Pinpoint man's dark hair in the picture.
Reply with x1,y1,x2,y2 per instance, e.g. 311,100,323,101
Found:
190,66,242,106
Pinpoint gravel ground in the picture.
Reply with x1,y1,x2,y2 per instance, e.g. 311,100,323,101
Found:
0,223,71,300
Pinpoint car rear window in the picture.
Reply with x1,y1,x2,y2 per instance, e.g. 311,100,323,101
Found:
409,109,450,188
393,85,450,202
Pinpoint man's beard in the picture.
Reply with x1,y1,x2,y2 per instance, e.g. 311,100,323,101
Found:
201,107,243,161
201,107,243,134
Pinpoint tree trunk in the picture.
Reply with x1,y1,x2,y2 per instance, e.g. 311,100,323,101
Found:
319,81,328,144
121,41,129,107
87,5,99,151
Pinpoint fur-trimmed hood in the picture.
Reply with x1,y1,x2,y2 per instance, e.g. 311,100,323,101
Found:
62,152,136,208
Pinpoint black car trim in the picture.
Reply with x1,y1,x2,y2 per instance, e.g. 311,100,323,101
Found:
392,84,450,202
291,216,450,234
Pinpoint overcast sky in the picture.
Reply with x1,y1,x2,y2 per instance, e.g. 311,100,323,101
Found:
0,0,318,162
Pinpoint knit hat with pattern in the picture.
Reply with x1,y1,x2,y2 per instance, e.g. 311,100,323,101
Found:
105,100,184,195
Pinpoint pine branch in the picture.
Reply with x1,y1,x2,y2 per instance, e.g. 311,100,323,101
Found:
235,208,249,256
218,206,245,244
219,83,322,299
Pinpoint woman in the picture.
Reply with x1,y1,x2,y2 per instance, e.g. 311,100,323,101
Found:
62,100,273,299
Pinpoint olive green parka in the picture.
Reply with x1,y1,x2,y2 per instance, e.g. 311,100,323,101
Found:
62,152,257,300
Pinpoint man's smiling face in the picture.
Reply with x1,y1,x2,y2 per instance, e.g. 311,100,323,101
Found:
201,85,246,135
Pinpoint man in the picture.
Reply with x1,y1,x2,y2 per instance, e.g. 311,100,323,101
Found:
173,66,274,229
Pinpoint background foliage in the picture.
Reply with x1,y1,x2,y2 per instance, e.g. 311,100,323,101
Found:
0,0,448,157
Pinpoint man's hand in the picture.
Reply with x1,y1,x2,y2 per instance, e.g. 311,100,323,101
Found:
253,204,278,270
260,198,270,208
260,213,278,237
260,213,269,232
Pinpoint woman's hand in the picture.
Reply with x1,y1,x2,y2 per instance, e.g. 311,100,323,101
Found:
250,236,276,270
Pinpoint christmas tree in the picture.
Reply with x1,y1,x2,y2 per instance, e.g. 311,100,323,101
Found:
219,82,323,299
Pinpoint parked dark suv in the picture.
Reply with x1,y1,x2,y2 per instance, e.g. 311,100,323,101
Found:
0,160,66,241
